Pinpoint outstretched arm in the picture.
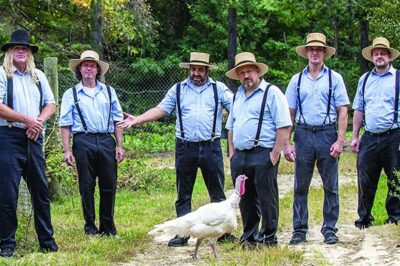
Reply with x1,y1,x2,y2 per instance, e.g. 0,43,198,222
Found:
117,107,167,128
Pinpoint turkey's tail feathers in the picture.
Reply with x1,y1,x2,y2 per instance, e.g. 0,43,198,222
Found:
148,216,193,239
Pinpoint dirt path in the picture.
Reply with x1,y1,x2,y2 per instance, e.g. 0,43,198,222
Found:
121,173,400,266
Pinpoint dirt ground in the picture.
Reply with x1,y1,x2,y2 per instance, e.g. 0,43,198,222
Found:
121,171,400,266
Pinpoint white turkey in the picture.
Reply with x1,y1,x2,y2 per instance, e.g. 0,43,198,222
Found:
148,175,247,259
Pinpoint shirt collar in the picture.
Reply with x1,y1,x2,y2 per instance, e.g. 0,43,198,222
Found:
303,64,328,75
76,80,104,92
371,65,396,77
238,78,267,94
12,65,27,76
182,77,213,90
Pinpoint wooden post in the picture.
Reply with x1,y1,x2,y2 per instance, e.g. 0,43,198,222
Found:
44,57,60,200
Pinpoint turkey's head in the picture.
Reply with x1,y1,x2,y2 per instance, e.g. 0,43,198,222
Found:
234,175,247,196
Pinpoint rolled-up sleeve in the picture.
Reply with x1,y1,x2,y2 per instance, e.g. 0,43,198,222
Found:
157,84,177,115
59,88,74,127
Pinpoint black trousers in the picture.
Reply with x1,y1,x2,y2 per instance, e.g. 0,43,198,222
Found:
73,133,117,235
174,138,226,217
230,147,279,244
0,127,56,250
356,129,400,224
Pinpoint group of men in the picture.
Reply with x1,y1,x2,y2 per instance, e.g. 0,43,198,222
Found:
0,28,399,258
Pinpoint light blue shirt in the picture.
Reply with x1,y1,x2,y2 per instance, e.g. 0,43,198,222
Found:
59,80,123,133
285,65,349,126
353,66,400,133
0,66,55,129
226,79,292,150
157,77,233,141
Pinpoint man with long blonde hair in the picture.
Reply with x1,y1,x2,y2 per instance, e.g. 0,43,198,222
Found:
0,29,58,257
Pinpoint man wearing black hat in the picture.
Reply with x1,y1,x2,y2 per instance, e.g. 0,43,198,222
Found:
0,29,58,257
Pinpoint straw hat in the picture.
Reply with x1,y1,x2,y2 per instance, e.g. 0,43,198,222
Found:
69,50,109,74
1,29,39,53
225,52,268,80
295,33,336,59
362,37,400,62
179,52,217,70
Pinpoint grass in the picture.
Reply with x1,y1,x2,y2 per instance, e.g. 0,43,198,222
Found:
1,146,394,265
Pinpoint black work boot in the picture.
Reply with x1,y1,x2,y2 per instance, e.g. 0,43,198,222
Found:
0,248,15,258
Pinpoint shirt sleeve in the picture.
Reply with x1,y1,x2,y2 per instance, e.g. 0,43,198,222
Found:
110,86,123,122
225,93,236,131
332,71,350,107
0,68,6,103
218,81,233,111
157,83,177,115
59,88,74,127
270,86,292,129
352,73,368,111
285,74,299,111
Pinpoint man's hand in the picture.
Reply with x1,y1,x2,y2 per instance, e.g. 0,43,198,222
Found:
63,151,75,166
26,128,41,141
24,116,44,133
350,136,360,153
270,149,280,166
330,139,344,158
116,147,125,164
284,144,296,162
25,117,44,141
117,112,139,128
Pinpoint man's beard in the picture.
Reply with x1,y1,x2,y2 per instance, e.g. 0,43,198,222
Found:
375,61,389,70
190,75,207,86
243,77,255,89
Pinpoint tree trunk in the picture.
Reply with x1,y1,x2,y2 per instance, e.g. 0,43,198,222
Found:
44,57,60,201
91,0,104,58
360,18,369,74
326,0,339,52
227,7,237,92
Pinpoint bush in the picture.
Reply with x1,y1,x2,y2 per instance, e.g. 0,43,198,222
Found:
117,158,175,191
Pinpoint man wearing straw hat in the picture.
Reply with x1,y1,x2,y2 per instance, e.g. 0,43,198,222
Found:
351,37,400,229
284,33,349,245
59,50,125,237
225,52,292,248
0,29,58,257
118,52,233,246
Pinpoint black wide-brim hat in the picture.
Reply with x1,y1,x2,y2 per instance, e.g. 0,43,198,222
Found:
1,29,39,53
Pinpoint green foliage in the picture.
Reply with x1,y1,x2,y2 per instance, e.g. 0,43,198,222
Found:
118,158,175,191
123,122,176,154
45,141,77,199
107,56,184,114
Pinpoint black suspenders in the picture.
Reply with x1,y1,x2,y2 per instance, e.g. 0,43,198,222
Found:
254,84,272,147
73,85,112,133
296,68,332,125
361,69,399,127
395,70,400,125
361,71,371,126
176,82,218,140
176,83,184,139
6,76,43,127
296,72,304,124
232,83,272,147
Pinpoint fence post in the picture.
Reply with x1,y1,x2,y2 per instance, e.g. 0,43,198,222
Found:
44,57,60,200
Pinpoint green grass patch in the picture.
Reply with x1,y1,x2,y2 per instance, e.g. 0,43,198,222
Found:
5,136,396,265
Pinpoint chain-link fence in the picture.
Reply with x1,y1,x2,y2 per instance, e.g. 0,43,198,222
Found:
57,61,189,128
